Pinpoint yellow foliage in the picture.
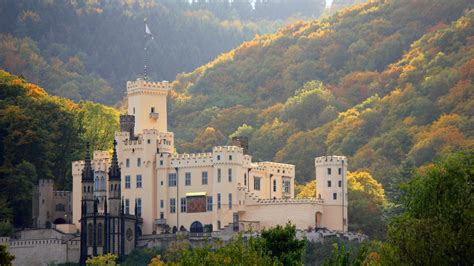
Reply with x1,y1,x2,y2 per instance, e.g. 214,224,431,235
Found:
86,253,118,266
348,171,385,204
148,255,165,266
296,180,316,198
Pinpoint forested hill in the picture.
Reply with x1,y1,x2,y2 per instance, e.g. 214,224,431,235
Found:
169,0,474,189
0,0,330,105
0,70,119,226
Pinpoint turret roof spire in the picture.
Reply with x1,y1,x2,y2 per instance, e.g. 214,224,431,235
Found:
82,142,94,182
108,140,121,181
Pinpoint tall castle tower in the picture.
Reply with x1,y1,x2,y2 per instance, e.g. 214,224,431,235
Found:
80,143,95,265
126,78,169,134
315,156,348,232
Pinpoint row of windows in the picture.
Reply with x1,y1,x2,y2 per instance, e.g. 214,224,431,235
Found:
252,177,291,193
168,170,231,187
327,180,343,188
216,155,232,161
125,158,142,168
125,175,142,189
124,198,142,217
327,168,343,175
166,193,233,214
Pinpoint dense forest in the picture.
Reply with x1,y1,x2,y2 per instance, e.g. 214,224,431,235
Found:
0,70,118,228
168,0,473,238
170,0,473,185
0,0,328,104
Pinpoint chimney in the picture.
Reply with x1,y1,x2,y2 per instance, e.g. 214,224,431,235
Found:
120,115,135,139
232,136,249,154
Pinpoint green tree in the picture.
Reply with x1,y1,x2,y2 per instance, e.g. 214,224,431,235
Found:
259,223,307,265
382,151,474,265
0,245,15,266
348,171,386,240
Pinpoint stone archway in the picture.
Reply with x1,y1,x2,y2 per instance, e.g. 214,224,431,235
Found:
190,221,204,233
315,212,322,228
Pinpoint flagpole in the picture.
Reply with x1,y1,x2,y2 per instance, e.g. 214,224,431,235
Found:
144,17,147,80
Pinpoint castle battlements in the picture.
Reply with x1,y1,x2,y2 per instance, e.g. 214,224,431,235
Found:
253,198,324,205
255,161,294,172
127,78,169,93
315,155,347,165
212,146,244,153
38,179,54,186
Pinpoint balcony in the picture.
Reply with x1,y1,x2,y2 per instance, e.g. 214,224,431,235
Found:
155,218,166,225
149,112,159,119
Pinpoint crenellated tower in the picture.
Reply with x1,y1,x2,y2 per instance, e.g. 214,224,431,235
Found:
315,156,348,232
126,78,169,134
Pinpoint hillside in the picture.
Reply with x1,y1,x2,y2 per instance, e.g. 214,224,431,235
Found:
0,0,330,105
0,70,118,227
169,0,474,189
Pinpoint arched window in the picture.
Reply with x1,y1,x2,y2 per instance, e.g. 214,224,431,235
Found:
97,223,103,246
87,223,93,246
95,177,99,190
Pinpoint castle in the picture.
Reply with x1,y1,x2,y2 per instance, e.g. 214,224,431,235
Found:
71,78,348,243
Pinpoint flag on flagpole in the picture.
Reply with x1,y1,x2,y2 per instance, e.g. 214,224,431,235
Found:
145,23,154,40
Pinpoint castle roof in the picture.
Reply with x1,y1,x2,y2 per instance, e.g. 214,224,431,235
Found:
108,140,121,181
81,143,94,182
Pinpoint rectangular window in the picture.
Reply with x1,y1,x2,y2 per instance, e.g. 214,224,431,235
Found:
207,196,213,211
338,180,342,187
217,193,221,209
147,139,151,144
137,198,142,217
328,180,332,187
136,175,142,188
151,107,155,113
217,155,221,160
126,158,130,168
228,168,232,182
228,193,232,209
244,173,247,186
125,199,130,214
229,155,232,160
327,168,332,175
170,198,176,213
160,212,164,219
168,173,177,187
137,158,141,167
125,175,131,189
180,197,186,213
273,179,277,192
202,171,208,185
160,200,164,208
217,168,221,183
333,193,337,200
185,172,191,186
283,179,291,193
338,168,342,175
254,177,261,191
160,160,163,166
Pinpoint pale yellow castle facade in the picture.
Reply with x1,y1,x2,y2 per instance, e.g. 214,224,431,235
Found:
72,78,348,236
